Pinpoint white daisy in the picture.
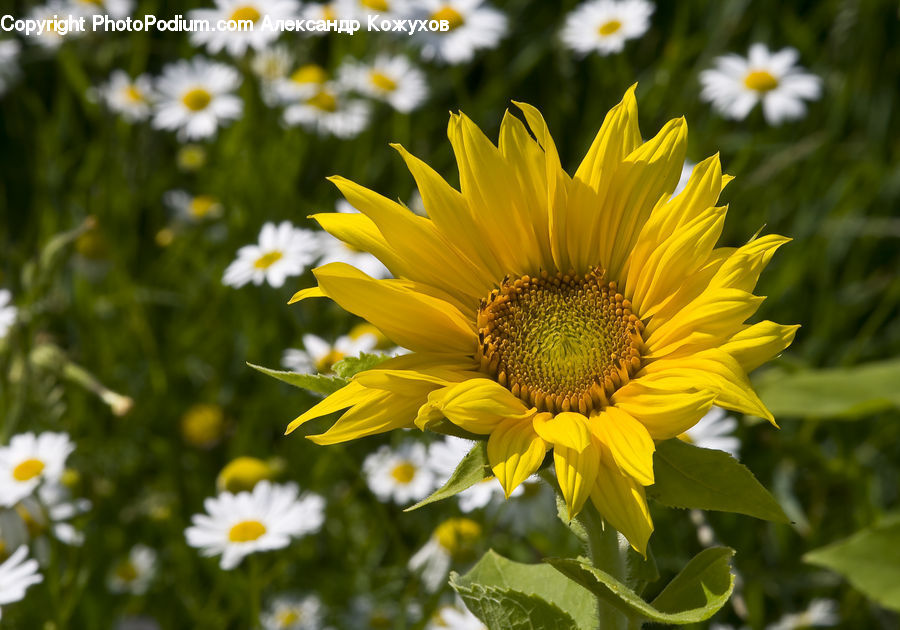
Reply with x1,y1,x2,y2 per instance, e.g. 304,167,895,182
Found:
363,443,435,505
26,2,82,49
189,0,300,57
315,224,391,279
300,2,345,35
0,433,75,508
560,0,653,57
282,332,379,374
412,0,508,65
164,190,224,222
426,600,485,630
251,44,294,105
14,482,91,546
0,290,17,341
274,63,330,103
222,221,319,289
428,437,522,512
339,54,428,113
408,517,481,592
337,0,410,21
0,40,21,97
107,544,157,595
700,44,822,125
98,71,154,122
682,407,740,458
68,0,134,20
152,57,243,141
261,594,324,630
767,599,839,630
0,546,42,621
282,82,371,138
185,481,324,570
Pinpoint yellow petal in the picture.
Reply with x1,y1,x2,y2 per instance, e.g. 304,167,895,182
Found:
285,380,372,434
720,321,800,373
307,390,421,445
311,212,405,273
590,452,653,555
612,377,715,440
574,84,641,189
288,285,325,305
354,364,480,393
415,378,531,435
553,439,600,519
532,411,592,452
710,234,790,292
589,407,656,486
487,415,548,497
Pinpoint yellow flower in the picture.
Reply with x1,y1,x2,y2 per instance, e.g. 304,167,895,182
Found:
180,403,226,449
286,87,797,553
216,456,277,493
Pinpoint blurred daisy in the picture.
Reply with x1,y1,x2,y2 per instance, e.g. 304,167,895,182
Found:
185,481,324,570
681,407,739,458
189,0,300,56
69,0,134,20
363,443,435,505
426,600,485,630
316,220,391,278
412,0,508,65
0,40,21,97
0,432,75,508
340,54,427,113
561,0,653,56
338,0,410,20
275,63,330,102
0,546,42,621
251,45,294,105
408,517,481,592
261,594,323,630
283,83,371,138
164,190,224,223
107,544,157,595
15,482,91,545
0,289,16,340
222,221,319,288
282,332,379,374
768,599,839,630
98,71,154,122
700,44,822,125
428,437,521,512
344,596,405,629
300,2,344,34
674,160,695,196
216,456,277,493
26,2,81,49
152,58,243,140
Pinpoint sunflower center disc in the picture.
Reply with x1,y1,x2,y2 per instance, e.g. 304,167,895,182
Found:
476,268,644,415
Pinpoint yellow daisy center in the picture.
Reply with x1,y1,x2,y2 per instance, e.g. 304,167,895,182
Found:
476,268,644,415
322,4,337,21
114,560,138,582
229,5,261,22
435,518,481,559
361,0,388,9
124,85,145,103
597,19,622,36
430,6,464,30
743,70,779,92
189,195,219,219
369,71,398,92
277,610,301,626
291,64,328,85
254,250,283,269
307,90,338,112
12,458,45,482
315,349,345,373
228,520,267,542
78,0,104,5
182,88,212,112
390,461,417,483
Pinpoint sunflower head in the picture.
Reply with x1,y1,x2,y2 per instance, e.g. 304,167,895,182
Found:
286,86,797,553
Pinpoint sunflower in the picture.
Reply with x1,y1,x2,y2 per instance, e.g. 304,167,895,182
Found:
286,86,796,553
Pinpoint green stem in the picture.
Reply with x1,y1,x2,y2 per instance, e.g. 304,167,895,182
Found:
247,555,262,628
577,503,629,630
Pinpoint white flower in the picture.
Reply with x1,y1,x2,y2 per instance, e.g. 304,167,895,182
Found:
0,40,21,97
683,407,740,458
283,82,371,138
700,44,822,125
164,190,224,222
561,0,653,56
261,594,324,630
282,332,379,374
336,0,411,21
26,3,82,49
190,0,300,57
428,437,521,512
412,0,508,65
767,599,839,630
107,544,157,595
339,54,428,113
300,2,345,34
0,290,17,341
0,433,75,508
223,221,319,288
185,481,324,570
98,71,154,122
408,517,481,592
14,482,91,546
426,600,485,630
152,57,243,140
68,0,134,20
0,546,42,621
673,160,695,196
363,443,435,505
251,45,294,105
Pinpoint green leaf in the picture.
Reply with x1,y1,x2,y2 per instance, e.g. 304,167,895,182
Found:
647,439,789,523
450,550,596,630
332,352,391,378
247,362,348,396
404,441,491,512
547,547,735,625
755,357,900,419
804,515,900,612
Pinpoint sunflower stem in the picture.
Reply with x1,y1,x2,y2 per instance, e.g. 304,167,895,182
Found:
578,502,630,630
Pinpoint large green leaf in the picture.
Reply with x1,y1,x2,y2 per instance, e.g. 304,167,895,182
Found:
451,550,596,630
647,439,789,523
804,515,900,612
755,358,900,419
547,547,734,625
247,362,348,396
405,441,491,512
